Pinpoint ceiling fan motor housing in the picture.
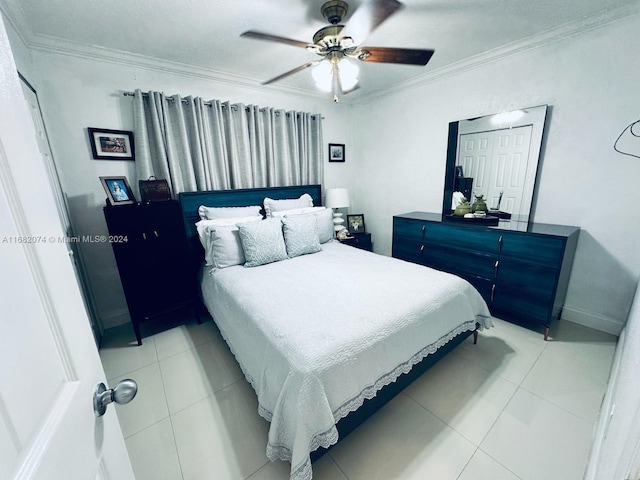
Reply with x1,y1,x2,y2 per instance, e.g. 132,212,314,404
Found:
312,25,344,46
321,0,348,25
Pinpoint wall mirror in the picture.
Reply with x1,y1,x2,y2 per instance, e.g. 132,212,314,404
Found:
442,104,548,223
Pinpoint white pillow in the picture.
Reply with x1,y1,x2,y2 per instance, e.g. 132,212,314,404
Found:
195,216,262,267
281,215,321,258
275,206,333,244
312,208,335,244
270,206,326,218
237,217,288,267
198,204,262,220
263,194,313,217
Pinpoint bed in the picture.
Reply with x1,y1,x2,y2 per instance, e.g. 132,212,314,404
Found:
179,185,492,480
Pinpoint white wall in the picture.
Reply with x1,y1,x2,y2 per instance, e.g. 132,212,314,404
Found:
347,14,640,334
4,25,353,328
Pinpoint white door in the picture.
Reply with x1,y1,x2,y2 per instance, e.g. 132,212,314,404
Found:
0,19,134,480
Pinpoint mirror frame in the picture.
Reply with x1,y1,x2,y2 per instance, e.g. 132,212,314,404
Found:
442,104,549,222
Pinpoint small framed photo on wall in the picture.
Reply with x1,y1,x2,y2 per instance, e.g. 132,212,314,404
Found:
88,127,135,161
329,143,345,162
347,214,366,235
100,176,136,206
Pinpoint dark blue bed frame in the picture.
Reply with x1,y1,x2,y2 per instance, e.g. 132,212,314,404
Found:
177,184,473,462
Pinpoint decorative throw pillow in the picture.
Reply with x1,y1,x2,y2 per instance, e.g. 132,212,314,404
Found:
198,204,262,220
281,215,322,258
272,206,333,244
195,216,262,267
237,217,288,267
263,194,313,217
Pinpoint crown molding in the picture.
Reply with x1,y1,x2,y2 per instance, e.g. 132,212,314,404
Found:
354,1,640,106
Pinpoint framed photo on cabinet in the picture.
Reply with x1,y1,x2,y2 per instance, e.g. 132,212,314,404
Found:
100,176,136,206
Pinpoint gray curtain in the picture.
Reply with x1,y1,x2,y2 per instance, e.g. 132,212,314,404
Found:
132,89,324,195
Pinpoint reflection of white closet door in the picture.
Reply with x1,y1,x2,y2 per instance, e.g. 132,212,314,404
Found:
457,126,532,212
457,131,492,200
487,125,532,213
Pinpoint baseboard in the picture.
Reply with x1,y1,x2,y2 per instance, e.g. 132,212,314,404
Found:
561,306,623,336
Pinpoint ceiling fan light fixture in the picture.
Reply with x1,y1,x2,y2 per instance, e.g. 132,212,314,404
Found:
312,58,359,94
338,58,359,90
312,61,333,92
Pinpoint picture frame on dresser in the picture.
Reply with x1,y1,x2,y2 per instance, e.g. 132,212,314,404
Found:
100,176,136,206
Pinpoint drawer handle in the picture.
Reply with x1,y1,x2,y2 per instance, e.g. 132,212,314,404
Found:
420,244,425,251
498,235,503,253
494,260,499,278
142,232,147,240
154,230,159,238
421,225,426,232
491,284,496,302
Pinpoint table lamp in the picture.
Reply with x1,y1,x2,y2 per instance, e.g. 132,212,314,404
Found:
325,188,350,235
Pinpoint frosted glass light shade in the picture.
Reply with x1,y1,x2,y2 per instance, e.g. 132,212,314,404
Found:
338,59,359,91
312,59,359,92
312,61,333,92
325,188,350,209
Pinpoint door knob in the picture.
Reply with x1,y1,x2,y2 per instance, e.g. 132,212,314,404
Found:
93,379,138,417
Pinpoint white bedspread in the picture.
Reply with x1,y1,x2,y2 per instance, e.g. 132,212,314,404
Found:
201,241,492,480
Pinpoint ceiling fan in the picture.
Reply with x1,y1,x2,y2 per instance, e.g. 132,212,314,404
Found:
241,0,435,102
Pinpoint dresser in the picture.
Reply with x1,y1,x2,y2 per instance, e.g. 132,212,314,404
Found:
392,212,579,339
103,201,199,345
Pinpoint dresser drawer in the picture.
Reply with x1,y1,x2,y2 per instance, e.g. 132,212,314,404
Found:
463,275,553,322
394,217,501,254
497,232,564,268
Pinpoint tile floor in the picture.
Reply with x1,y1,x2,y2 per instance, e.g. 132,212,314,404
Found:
99,315,617,480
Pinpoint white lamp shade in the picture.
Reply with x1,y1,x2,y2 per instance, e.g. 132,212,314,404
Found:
325,188,350,209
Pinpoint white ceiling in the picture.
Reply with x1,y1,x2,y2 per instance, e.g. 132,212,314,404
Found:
2,0,638,102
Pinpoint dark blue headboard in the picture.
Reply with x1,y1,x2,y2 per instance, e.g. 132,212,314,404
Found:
179,184,323,272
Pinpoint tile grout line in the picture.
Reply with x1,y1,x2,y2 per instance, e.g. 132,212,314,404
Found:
151,332,187,480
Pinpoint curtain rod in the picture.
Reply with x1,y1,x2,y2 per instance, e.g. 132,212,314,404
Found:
122,91,324,119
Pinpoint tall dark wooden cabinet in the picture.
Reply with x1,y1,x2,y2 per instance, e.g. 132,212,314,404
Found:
103,201,198,345
392,212,579,339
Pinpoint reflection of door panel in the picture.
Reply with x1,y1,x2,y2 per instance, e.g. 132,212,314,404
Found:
488,126,532,213
458,132,492,200
457,126,532,212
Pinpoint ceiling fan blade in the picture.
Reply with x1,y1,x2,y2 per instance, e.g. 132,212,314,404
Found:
241,30,311,49
358,46,435,65
262,61,322,85
339,0,403,45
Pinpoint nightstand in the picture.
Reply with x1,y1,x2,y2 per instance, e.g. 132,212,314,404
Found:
339,233,372,251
